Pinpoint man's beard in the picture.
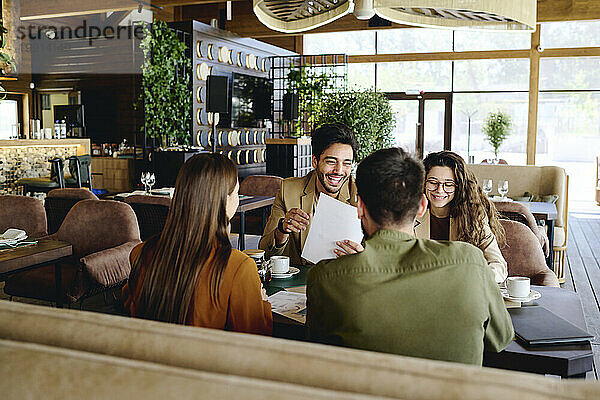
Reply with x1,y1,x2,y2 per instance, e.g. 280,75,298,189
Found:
316,170,348,195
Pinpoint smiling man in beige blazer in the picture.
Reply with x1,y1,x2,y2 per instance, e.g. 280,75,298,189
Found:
258,123,361,265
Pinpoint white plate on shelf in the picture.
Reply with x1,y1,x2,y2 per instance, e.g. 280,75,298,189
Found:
501,288,541,303
272,266,300,279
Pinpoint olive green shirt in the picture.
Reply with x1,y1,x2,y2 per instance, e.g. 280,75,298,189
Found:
306,229,514,365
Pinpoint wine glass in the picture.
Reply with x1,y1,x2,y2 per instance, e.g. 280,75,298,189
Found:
141,172,149,194
498,180,509,200
147,173,156,194
482,179,493,198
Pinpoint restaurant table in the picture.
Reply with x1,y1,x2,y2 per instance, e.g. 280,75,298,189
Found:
267,270,594,377
112,191,274,251
516,201,558,268
484,285,593,378
236,195,275,251
0,239,73,308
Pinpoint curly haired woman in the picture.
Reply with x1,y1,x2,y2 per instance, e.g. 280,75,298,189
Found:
414,151,507,284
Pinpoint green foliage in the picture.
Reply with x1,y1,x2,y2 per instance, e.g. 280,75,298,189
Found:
286,66,333,136
138,20,191,146
483,111,511,158
317,89,395,162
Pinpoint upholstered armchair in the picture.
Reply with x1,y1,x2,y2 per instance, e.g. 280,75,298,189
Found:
45,188,99,234
494,201,549,257
0,195,48,238
4,199,141,304
231,175,283,235
499,219,559,287
123,195,171,241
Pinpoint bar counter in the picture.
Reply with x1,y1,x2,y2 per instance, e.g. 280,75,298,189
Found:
0,139,91,194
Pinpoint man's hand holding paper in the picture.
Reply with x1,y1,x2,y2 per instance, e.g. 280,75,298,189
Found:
301,194,363,264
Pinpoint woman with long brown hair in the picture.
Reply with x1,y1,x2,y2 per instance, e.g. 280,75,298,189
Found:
414,151,507,284
123,153,272,334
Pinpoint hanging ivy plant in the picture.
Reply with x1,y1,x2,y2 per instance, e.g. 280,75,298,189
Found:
138,20,191,147
286,66,333,136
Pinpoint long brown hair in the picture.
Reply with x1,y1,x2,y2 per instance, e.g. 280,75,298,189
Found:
423,151,505,247
129,153,238,324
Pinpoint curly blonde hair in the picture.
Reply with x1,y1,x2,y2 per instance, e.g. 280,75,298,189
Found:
423,151,505,247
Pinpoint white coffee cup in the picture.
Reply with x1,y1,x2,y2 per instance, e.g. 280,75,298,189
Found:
506,276,530,298
269,256,290,274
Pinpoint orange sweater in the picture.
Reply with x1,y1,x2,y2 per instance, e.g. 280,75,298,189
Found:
123,242,272,335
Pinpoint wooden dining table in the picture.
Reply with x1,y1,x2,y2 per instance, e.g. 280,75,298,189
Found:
0,239,73,308
267,268,594,378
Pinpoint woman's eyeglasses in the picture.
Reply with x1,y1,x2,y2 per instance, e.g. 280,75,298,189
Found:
425,179,456,193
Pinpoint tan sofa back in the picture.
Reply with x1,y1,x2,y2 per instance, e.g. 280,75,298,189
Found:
2,300,599,400
1,339,378,400
467,164,567,228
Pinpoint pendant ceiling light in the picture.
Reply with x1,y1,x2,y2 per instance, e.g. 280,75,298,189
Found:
374,1,536,31
253,0,536,33
253,0,354,34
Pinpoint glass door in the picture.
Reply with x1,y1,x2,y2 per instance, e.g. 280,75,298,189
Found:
387,93,452,159
0,99,19,140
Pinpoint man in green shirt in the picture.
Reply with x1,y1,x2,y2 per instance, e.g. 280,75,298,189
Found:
306,147,514,365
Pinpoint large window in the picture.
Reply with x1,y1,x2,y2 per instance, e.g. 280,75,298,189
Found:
454,30,530,51
539,57,600,91
453,59,530,92
347,63,375,89
452,93,529,165
540,21,600,49
376,28,453,53
537,92,600,201
303,31,375,55
377,61,452,92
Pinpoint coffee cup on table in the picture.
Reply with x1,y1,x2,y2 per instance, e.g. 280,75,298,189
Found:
506,276,530,298
269,256,290,274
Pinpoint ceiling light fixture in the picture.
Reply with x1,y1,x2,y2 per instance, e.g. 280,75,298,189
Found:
253,0,536,33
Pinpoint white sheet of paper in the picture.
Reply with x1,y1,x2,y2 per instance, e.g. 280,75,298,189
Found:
301,194,363,264
268,290,307,324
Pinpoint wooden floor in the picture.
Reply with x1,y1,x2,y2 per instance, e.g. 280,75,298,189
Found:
563,211,600,379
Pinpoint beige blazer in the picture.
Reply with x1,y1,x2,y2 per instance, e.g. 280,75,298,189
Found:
258,171,357,265
414,209,508,284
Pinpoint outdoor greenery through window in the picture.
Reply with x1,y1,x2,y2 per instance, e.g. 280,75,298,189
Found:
377,61,452,92
303,22,600,201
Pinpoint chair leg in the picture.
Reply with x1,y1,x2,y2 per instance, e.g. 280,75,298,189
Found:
553,246,566,284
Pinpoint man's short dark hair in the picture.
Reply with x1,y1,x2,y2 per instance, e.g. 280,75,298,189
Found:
312,123,359,162
356,147,425,226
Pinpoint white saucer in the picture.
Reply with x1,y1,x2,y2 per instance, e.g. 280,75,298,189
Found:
501,289,541,303
272,266,300,279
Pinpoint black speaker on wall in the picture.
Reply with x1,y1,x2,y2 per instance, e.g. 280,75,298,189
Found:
283,93,299,120
207,75,229,113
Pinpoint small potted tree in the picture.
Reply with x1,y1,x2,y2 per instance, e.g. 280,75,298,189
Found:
483,111,511,163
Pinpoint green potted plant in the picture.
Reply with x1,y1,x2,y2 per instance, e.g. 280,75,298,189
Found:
316,89,395,162
138,20,191,148
483,111,511,161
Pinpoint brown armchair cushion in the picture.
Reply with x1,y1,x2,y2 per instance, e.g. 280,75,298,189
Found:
494,201,549,257
239,175,283,197
56,200,140,258
499,219,559,287
4,200,141,303
0,195,48,238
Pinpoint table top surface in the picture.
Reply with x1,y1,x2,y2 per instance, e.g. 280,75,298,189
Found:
267,267,593,376
0,238,72,276
516,201,558,220
237,195,274,212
